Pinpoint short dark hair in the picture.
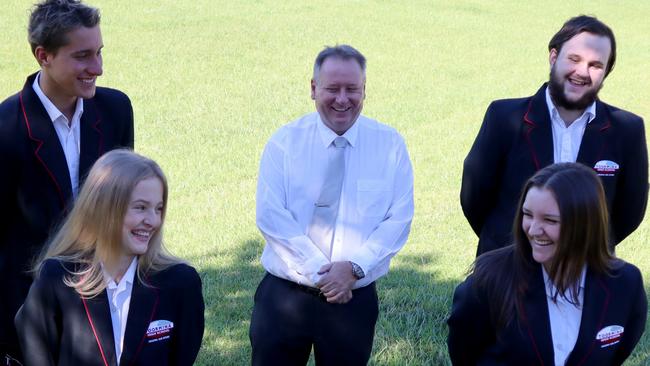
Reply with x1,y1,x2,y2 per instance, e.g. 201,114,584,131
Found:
28,0,100,54
313,44,366,81
548,15,616,77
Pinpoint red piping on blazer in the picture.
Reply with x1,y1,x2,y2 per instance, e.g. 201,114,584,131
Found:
523,100,541,171
82,296,110,366
19,91,66,211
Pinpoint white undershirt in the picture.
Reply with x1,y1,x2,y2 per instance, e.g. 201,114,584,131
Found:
542,266,587,366
32,73,83,197
104,258,137,365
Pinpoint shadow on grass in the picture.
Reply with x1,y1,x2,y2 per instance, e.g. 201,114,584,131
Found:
193,238,461,366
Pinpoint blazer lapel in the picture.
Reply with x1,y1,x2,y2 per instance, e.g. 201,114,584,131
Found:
577,100,610,167
566,270,610,364
522,84,554,170
520,265,555,365
79,97,104,180
20,74,73,209
82,291,118,366
119,276,159,366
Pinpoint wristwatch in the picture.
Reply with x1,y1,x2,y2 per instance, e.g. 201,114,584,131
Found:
350,261,365,279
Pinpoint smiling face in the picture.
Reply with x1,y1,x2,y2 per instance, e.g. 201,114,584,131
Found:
121,177,164,260
311,57,365,135
522,186,561,270
548,31,611,111
36,25,103,114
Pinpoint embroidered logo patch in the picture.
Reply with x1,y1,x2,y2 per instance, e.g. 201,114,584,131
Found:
593,160,619,177
146,320,174,343
596,325,624,348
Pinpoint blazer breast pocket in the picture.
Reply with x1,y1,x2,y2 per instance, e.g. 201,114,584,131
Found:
356,180,392,217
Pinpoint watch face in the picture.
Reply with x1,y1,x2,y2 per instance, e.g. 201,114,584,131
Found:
351,263,365,279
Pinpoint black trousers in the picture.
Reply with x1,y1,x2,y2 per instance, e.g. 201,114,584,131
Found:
250,273,378,366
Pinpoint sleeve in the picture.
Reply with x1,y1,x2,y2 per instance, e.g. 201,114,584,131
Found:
256,137,330,283
14,260,62,366
170,265,205,366
611,116,648,245
0,103,18,254
347,133,414,275
613,266,647,364
460,102,507,236
447,276,493,365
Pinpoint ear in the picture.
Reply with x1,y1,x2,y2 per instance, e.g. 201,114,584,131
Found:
34,46,52,67
549,48,558,67
310,78,316,100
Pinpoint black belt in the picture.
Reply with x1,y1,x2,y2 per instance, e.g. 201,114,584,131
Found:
292,281,327,300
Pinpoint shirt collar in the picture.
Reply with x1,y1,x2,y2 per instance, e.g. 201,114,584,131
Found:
545,86,596,126
104,257,138,289
316,113,359,148
32,72,84,124
542,264,587,298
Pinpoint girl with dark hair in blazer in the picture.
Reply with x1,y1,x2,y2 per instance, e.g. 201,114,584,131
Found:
15,149,205,366
447,162,647,365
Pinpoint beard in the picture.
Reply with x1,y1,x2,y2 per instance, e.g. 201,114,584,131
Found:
548,66,602,111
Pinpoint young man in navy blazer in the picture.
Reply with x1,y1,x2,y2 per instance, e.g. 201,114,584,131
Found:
461,15,648,256
0,0,133,362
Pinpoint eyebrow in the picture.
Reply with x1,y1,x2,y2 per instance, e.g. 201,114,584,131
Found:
71,45,104,55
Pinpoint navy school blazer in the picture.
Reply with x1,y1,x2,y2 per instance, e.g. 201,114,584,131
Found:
0,72,134,351
15,259,205,366
461,84,648,255
447,259,647,365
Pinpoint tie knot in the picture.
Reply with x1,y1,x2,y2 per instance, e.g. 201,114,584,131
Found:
333,137,347,148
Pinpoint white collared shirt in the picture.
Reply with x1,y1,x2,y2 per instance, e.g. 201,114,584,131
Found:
256,112,414,288
104,258,138,365
545,87,596,163
542,266,587,366
32,73,83,197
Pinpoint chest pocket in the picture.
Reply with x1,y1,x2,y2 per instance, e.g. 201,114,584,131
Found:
357,180,392,217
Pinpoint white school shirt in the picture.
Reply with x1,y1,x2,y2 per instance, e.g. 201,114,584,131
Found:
32,73,83,197
104,258,138,365
545,87,596,163
542,266,587,366
256,112,414,288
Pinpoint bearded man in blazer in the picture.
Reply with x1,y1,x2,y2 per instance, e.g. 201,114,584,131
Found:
0,0,133,362
461,15,648,256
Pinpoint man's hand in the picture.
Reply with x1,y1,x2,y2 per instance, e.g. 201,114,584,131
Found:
316,261,357,304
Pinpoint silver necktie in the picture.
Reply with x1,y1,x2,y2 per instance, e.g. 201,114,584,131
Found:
308,136,347,259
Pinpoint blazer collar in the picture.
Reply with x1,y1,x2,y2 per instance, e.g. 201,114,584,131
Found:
576,101,610,165
20,72,72,208
566,269,611,364
83,291,119,366
79,95,104,179
522,83,609,170
520,264,555,365
119,275,160,366
522,84,554,170
19,72,106,207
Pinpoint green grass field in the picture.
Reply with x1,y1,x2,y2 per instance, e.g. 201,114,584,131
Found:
2,1,650,364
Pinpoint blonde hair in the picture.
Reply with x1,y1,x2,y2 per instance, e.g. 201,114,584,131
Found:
35,149,183,297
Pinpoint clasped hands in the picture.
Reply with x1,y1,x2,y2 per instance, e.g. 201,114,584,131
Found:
316,261,357,304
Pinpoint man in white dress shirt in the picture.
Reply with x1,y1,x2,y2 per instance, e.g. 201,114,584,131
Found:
250,45,414,365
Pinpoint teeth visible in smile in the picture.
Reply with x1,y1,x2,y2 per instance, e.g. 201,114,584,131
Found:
80,78,94,84
132,230,151,238
534,239,552,246
332,106,350,112
569,78,587,86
